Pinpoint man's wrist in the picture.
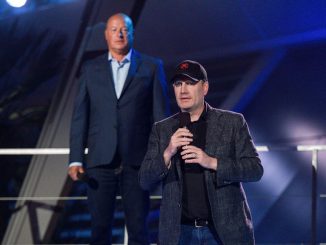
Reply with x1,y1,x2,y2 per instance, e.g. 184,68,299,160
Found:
163,150,172,167
208,157,218,170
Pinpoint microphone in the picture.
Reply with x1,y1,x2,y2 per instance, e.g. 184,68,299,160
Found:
77,172,89,182
179,112,190,128
178,112,191,160
77,172,98,189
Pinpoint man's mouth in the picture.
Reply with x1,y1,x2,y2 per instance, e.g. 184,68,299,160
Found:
180,97,191,101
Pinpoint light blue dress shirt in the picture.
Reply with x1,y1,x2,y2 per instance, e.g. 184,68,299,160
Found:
108,50,131,99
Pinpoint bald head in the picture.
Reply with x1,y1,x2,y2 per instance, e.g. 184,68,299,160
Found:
107,13,134,33
105,13,134,60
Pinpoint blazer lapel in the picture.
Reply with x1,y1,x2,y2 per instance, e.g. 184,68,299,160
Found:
205,105,224,156
94,54,117,100
119,50,141,98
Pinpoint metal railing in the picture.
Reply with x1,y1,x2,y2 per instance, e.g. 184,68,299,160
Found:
0,145,325,245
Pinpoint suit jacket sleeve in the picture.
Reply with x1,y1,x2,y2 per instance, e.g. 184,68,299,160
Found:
214,114,263,186
69,65,89,164
139,123,169,190
153,59,170,121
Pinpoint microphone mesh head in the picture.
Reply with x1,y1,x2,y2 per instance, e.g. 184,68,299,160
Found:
179,112,190,128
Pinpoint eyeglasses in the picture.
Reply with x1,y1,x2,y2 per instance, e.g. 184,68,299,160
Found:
173,80,200,87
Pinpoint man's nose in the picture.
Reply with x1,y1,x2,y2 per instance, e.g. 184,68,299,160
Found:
180,82,187,93
118,30,124,38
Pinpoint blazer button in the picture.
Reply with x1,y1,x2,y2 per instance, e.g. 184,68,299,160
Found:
177,203,181,208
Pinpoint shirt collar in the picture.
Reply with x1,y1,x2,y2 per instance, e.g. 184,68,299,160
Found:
108,49,132,63
198,102,208,121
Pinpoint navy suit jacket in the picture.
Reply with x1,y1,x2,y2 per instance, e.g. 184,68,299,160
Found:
139,104,263,245
69,50,170,168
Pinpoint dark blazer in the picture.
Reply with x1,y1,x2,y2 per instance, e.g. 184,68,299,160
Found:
139,104,264,245
69,50,170,168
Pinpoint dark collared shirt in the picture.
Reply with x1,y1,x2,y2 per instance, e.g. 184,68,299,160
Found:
180,105,211,222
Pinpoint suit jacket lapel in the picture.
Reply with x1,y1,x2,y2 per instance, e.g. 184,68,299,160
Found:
95,54,117,100
205,105,224,156
119,50,141,98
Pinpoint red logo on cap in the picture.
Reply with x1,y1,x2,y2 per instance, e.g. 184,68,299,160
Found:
179,63,189,70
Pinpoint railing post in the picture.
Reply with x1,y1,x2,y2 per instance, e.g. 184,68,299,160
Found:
311,149,318,245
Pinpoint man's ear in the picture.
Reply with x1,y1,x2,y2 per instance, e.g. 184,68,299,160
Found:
203,81,209,96
104,30,108,41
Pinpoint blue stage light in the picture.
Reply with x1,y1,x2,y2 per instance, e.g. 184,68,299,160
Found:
6,0,27,8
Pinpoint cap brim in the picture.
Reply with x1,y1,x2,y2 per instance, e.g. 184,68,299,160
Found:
170,73,199,83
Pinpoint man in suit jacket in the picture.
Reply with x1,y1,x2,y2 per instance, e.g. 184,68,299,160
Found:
139,60,263,245
68,13,170,245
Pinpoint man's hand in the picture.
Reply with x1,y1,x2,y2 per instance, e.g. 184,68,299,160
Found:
180,145,218,170
163,128,193,167
68,165,85,181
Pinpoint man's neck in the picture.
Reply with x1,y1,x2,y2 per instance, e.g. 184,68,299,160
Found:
110,49,130,62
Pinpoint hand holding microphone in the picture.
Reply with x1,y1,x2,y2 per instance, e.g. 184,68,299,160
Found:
163,112,193,165
177,112,217,169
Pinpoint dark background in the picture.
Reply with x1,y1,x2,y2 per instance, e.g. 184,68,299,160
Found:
0,0,325,243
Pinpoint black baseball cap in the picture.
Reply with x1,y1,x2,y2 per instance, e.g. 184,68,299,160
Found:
170,60,208,83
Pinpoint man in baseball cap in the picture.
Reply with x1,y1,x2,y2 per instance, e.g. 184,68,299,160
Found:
140,60,263,245
171,60,209,113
